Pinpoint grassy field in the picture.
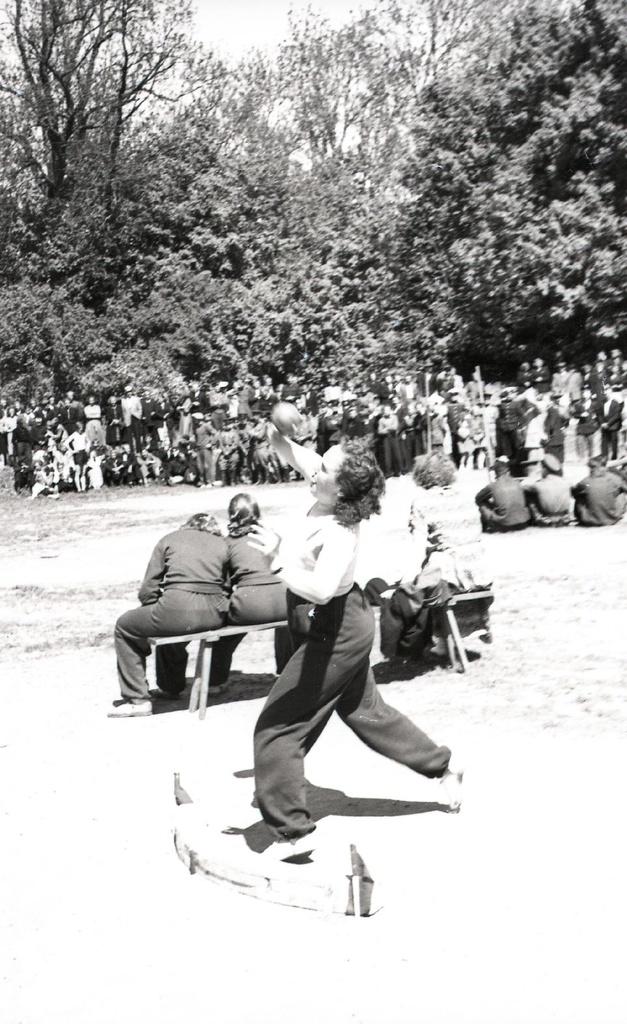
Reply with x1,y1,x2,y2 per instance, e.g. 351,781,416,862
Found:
2,469,626,735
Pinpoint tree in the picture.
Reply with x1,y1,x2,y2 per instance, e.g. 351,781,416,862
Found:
0,0,197,201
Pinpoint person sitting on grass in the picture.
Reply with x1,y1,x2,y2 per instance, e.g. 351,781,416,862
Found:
108,513,229,718
475,456,531,533
571,456,627,527
522,453,571,527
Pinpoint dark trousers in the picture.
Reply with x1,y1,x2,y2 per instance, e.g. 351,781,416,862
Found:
479,507,528,532
123,417,144,453
197,448,214,485
209,583,292,688
114,590,227,701
601,431,619,461
253,587,451,841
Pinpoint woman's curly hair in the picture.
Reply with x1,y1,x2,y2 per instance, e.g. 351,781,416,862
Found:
412,452,456,490
334,439,386,528
227,492,261,537
181,512,222,535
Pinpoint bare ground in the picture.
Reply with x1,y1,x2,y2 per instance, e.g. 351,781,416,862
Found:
1,470,627,1024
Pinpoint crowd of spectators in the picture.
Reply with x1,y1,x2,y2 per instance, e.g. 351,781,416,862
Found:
1,348,626,501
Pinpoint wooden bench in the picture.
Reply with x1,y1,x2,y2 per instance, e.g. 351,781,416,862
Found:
148,621,288,720
435,591,494,673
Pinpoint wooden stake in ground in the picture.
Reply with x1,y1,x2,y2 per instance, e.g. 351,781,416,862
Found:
348,844,374,917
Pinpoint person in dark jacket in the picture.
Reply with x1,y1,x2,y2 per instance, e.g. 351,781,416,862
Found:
109,513,228,717
495,388,525,473
571,457,627,527
573,386,601,461
475,457,531,532
543,394,569,465
599,384,624,462
208,493,291,693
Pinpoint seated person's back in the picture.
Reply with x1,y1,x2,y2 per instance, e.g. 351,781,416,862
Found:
572,457,627,526
475,457,530,530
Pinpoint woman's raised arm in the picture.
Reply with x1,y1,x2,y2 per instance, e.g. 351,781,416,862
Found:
268,424,322,483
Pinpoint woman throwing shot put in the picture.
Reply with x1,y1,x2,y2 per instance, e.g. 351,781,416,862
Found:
247,410,463,856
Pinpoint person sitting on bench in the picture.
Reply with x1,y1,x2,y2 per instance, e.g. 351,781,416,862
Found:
109,513,229,718
372,452,493,661
207,493,292,695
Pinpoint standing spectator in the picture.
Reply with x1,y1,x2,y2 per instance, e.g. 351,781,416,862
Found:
446,392,465,469
516,361,532,389
0,400,11,466
375,401,402,476
195,413,217,487
565,363,583,404
599,384,624,461
217,421,243,486
175,388,193,441
66,421,90,491
573,386,601,460
543,393,569,465
141,390,157,448
84,394,104,448
121,384,144,452
588,357,608,406
520,390,545,474
59,390,84,435
496,388,524,473
317,400,343,455
105,395,124,447
13,414,33,466
551,360,570,399
428,402,449,456
248,418,276,484
3,406,17,464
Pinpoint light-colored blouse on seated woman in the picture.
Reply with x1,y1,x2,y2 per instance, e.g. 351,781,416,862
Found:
401,484,493,592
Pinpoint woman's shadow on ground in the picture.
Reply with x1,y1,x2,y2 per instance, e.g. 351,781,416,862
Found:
225,770,448,853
